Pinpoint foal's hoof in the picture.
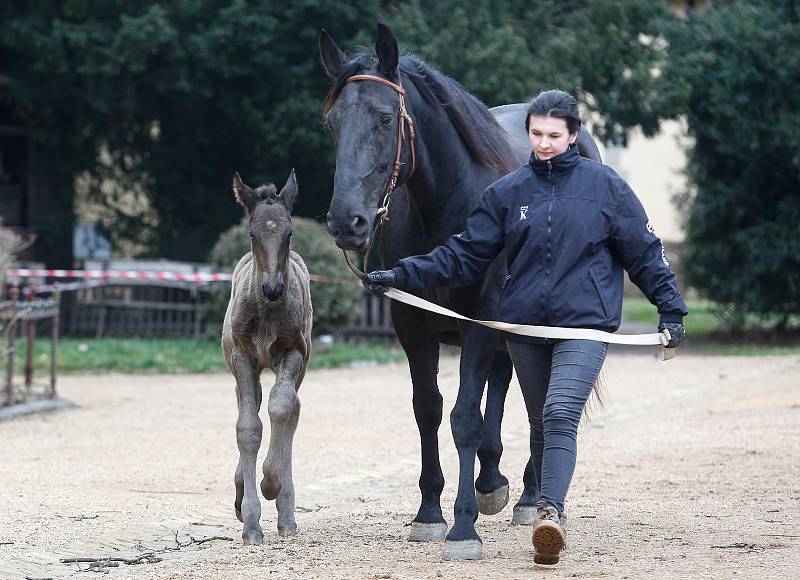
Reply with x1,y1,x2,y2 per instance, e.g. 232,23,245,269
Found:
512,504,537,525
242,530,264,545
476,484,509,515
278,523,298,537
443,539,483,560
408,521,447,542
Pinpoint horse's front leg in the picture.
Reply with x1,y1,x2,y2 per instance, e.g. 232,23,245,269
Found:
231,349,264,545
445,324,497,560
261,348,304,537
391,301,447,542
475,348,513,515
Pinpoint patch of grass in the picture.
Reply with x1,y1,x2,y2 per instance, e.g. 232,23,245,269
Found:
309,342,406,369
623,297,800,355
623,298,719,336
8,338,406,375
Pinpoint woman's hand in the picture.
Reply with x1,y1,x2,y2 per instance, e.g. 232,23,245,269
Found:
364,270,396,296
658,321,685,348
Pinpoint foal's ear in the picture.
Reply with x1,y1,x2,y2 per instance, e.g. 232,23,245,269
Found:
319,29,347,79
278,169,298,211
375,23,399,78
232,172,257,211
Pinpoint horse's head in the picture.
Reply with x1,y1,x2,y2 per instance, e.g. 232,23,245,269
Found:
320,24,412,251
232,171,298,302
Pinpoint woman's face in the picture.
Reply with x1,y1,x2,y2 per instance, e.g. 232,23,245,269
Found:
527,115,577,160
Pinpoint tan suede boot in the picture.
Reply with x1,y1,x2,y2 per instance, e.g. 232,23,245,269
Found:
532,505,566,565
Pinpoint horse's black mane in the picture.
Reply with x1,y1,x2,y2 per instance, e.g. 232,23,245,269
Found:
324,54,514,172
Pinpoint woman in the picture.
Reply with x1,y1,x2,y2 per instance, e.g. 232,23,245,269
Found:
365,89,687,564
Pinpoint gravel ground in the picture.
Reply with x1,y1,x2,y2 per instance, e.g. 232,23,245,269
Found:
1,350,799,579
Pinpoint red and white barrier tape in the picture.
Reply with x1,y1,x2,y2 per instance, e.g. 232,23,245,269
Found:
23,279,107,296
5,268,328,283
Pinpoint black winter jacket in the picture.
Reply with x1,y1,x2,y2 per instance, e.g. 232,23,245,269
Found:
391,145,688,336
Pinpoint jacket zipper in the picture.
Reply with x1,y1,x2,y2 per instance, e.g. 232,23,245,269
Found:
542,160,554,324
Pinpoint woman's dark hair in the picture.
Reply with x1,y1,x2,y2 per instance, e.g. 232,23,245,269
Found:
525,89,581,134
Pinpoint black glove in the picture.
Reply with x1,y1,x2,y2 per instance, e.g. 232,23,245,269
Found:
658,321,685,348
363,270,396,296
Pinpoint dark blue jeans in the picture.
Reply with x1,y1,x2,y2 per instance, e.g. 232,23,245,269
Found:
507,339,608,515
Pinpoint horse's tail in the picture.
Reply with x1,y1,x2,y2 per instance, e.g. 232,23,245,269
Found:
584,367,608,420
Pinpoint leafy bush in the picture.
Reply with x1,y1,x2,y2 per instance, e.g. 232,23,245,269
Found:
0,224,26,300
659,1,800,328
209,216,361,335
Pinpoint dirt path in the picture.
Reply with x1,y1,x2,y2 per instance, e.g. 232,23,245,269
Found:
1,351,799,579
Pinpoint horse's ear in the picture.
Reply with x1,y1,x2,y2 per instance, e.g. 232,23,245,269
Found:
319,29,347,79
278,169,298,211
232,172,257,211
375,23,399,78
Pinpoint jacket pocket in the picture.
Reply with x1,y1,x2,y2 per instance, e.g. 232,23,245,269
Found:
588,268,609,319
496,275,512,315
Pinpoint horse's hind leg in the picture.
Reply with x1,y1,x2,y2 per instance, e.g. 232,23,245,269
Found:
262,349,303,537
392,301,447,542
231,350,264,545
475,349,512,515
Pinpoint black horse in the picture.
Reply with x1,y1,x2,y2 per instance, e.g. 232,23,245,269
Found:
320,24,601,559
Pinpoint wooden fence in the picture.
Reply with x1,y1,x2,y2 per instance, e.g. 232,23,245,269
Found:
1,289,59,407
339,290,396,342
60,284,397,342
61,282,208,338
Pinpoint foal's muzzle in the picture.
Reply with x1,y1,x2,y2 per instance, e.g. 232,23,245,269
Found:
261,278,285,302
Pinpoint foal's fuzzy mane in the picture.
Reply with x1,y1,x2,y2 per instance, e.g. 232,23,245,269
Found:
323,53,514,172
254,183,278,200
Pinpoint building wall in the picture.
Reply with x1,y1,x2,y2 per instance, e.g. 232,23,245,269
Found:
603,119,690,243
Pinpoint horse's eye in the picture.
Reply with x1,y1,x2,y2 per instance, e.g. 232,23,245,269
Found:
248,231,254,239
380,114,393,127
288,229,293,238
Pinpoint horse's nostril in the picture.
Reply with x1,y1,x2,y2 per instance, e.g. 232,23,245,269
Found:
351,214,369,235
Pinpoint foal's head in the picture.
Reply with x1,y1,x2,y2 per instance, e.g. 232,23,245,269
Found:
232,171,298,302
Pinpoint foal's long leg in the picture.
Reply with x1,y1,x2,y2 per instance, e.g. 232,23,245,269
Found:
262,348,304,537
231,349,264,545
445,324,499,560
391,301,447,542
475,349,513,515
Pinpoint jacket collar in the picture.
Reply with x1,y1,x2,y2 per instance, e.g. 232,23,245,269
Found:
529,144,580,177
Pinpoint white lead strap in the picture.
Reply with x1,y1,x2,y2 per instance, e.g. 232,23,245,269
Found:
384,287,674,359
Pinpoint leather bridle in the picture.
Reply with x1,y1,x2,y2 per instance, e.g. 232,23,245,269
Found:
335,74,417,279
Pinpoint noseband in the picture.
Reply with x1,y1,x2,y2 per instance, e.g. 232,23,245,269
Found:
338,74,417,280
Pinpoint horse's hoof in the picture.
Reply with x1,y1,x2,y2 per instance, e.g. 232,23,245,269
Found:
443,539,483,560
278,524,298,537
408,521,447,542
242,530,264,545
476,484,509,515
512,504,537,525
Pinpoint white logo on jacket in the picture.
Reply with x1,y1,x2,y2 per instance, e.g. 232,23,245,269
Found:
646,221,670,265
520,205,529,220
